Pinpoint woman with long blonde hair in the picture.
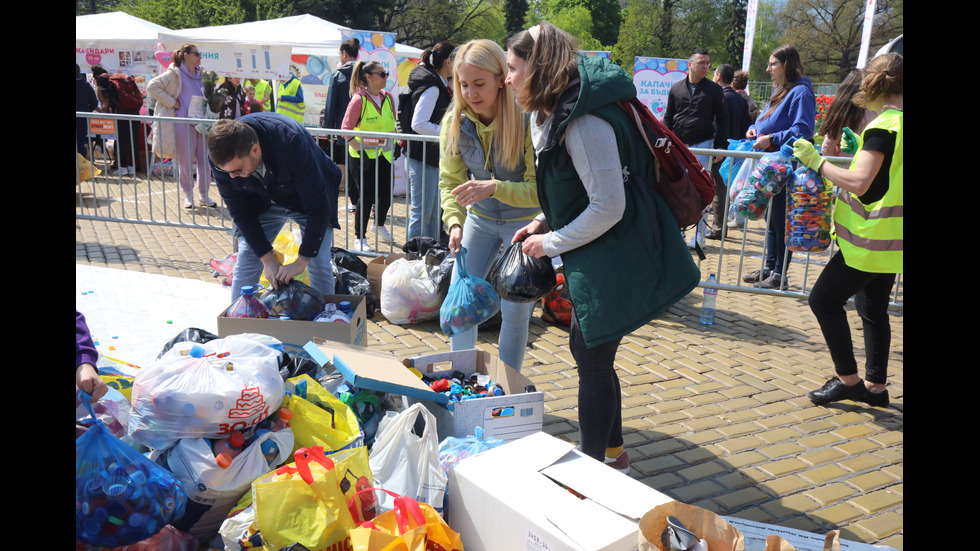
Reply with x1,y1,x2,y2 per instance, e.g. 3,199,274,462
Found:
439,39,539,372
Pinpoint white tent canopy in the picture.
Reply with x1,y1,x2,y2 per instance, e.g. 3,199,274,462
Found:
157,14,422,73
76,12,172,75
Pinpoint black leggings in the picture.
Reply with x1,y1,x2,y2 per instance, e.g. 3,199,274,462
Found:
347,154,392,239
808,251,896,384
570,311,623,461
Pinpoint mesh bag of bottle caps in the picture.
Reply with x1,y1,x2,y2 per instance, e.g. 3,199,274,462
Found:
259,279,326,320
76,392,187,547
785,165,832,252
128,335,285,450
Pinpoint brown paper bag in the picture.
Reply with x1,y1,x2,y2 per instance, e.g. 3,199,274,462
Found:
638,501,745,551
764,535,800,551
824,530,841,551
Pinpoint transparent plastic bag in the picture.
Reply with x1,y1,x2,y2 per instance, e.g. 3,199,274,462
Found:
730,146,795,220
440,247,501,336
785,165,832,252
128,335,285,450
76,392,188,547
380,258,443,324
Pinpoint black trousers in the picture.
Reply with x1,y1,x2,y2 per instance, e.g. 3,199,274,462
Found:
347,154,392,239
808,251,896,384
569,311,623,461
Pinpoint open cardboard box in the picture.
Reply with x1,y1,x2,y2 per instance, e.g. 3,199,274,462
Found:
217,294,367,357
366,253,406,310
448,432,673,551
302,342,543,442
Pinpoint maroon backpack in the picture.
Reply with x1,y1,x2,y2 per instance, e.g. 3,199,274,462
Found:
617,97,714,229
108,73,144,111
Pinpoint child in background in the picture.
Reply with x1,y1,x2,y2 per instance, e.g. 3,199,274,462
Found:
244,84,263,113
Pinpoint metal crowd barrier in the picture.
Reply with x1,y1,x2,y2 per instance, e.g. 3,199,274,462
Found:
75,111,901,307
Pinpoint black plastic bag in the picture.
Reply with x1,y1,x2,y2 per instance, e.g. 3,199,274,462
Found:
331,247,368,277
259,280,326,321
487,241,557,303
157,328,219,359
334,266,378,318
403,236,450,263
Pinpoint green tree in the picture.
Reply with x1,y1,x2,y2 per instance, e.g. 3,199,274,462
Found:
525,0,620,46
723,0,747,66
779,0,903,81
553,5,604,50
386,0,505,47
612,0,729,74
747,0,784,79
505,0,529,35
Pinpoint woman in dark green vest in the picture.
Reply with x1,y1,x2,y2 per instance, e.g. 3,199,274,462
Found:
506,23,699,472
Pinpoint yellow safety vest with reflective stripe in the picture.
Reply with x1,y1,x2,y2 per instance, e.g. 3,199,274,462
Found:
348,90,394,162
276,77,305,124
832,109,903,273
254,79,273,112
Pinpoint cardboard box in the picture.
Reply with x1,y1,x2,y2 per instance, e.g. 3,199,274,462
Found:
448,432,674,551
302,342,543,443
217,294,367,356
366,253,406,309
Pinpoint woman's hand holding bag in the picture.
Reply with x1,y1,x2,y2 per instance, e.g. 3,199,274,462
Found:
487,237,557,303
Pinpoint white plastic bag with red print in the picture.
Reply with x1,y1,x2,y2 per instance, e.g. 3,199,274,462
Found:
128,334,285,450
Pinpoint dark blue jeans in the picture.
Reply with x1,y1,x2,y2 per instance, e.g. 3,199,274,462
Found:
766,186,791,275
570,311,623,461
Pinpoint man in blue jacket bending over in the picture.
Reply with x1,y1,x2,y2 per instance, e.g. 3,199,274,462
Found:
208,113,342,300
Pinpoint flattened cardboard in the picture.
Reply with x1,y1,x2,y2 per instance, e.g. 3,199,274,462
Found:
217,294,367,356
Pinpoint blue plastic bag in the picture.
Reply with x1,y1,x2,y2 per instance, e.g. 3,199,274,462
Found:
438,427,505,475
76,391,188,547
719,139,754,187
439,247,501,337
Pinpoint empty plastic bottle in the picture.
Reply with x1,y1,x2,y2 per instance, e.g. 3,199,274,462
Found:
700,273,718,326
314,303,350,323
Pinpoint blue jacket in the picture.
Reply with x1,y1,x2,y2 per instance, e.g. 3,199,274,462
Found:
212,113,341,259
749,77,815,149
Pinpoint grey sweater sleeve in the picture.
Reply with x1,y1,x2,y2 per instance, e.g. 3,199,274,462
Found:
537,114,626,257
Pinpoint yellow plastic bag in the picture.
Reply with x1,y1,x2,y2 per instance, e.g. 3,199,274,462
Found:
253,446,356,551
284,375,364,455
348,488,462,551
260,229,310,287
76,152,100,185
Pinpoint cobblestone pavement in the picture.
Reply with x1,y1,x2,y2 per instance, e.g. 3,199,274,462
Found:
77,175,903,549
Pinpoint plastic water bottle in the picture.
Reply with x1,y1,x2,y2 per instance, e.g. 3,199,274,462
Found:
314,303,349,323
338,300,354,320
700,273,718,325
226,285,271,318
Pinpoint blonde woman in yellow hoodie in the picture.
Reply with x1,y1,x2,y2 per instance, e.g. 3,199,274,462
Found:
439,39,539,372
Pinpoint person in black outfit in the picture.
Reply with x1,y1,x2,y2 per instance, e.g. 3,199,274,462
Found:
76,64,98,156
707,64,751,238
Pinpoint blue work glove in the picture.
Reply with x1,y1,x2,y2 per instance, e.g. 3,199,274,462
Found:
792,139,826,172
840,127,861,155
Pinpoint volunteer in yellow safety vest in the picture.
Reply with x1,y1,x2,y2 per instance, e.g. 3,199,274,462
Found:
276,72,305,124
792,52,903,408
341,60,395,252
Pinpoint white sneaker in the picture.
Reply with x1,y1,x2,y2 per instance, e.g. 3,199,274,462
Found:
373,224,392,243
353,238,373,252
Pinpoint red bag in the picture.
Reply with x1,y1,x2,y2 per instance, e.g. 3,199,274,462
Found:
109,73,144,111
618,97,715,229
540,271,572,327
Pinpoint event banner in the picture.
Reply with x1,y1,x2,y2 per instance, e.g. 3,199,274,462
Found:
288,53,334,127
632,57,688,120
342,29,398,94
77,43,162,77
156,41,294,80
580,51,611,59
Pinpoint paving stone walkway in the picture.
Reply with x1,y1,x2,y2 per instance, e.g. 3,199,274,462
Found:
77,187,903,549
